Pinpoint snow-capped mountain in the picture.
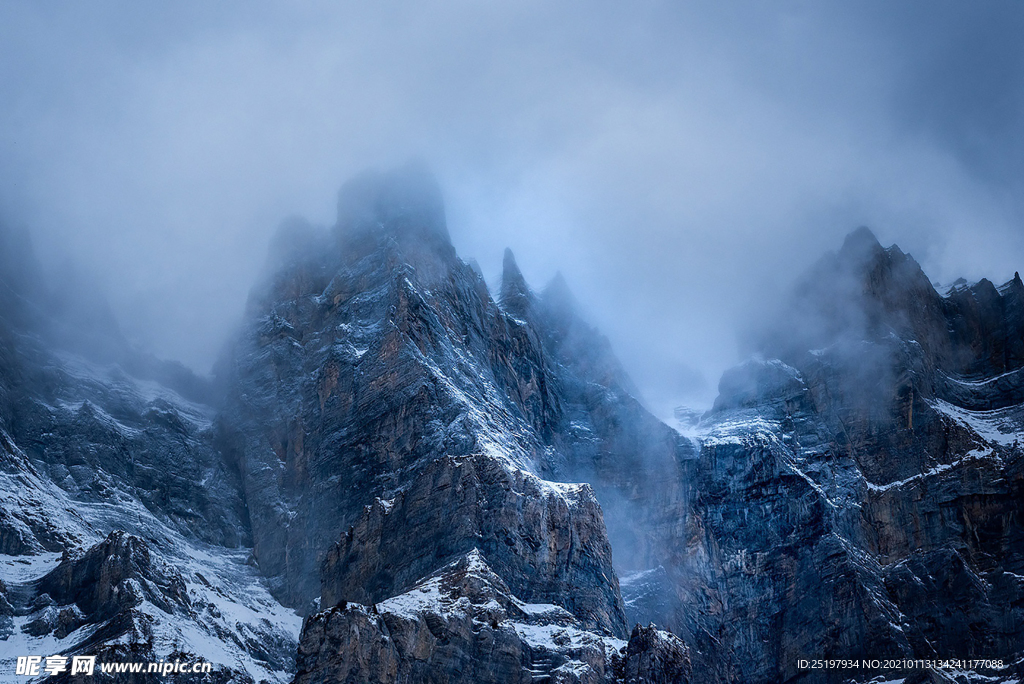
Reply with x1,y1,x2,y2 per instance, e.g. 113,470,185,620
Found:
1,167,1022,683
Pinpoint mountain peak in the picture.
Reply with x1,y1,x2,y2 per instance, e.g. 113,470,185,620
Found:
837,226,884,265
335,161,451,252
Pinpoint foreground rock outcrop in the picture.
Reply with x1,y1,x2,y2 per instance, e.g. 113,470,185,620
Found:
36,531,190,633
298,550,687,684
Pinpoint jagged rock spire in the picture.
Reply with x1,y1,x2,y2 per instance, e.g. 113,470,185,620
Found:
1002,271,1024,295
499,248,533,318
833,225,891,275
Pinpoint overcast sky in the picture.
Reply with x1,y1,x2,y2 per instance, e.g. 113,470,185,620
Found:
1,1,1022,416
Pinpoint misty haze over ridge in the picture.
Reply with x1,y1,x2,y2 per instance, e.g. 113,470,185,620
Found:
1,1,1022,417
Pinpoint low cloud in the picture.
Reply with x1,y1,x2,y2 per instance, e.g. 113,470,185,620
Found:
1,1,1020,417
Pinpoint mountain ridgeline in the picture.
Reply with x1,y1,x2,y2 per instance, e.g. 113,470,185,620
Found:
0,165,1022,683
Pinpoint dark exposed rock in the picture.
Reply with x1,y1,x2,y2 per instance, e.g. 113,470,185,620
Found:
297,551,537,684
218,165,554,605
0,252,248,551
499,248,534,322
612,624,690,684
764,226,1024,380
224,180,1024,682
218,164,680,619
500,261,693,598
0,577,13,617
321,453,626,636
37,531,190,624
222,166,692,678
672,228,1024,682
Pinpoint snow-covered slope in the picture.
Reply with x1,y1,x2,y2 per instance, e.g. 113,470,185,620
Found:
0,353,300,683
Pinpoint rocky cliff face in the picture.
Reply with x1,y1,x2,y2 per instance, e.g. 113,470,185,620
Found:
319,453,625,636
2,171,1022,683
216,163,684,614
215,164,699,681
217,165,561,607
664,228,1024,682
